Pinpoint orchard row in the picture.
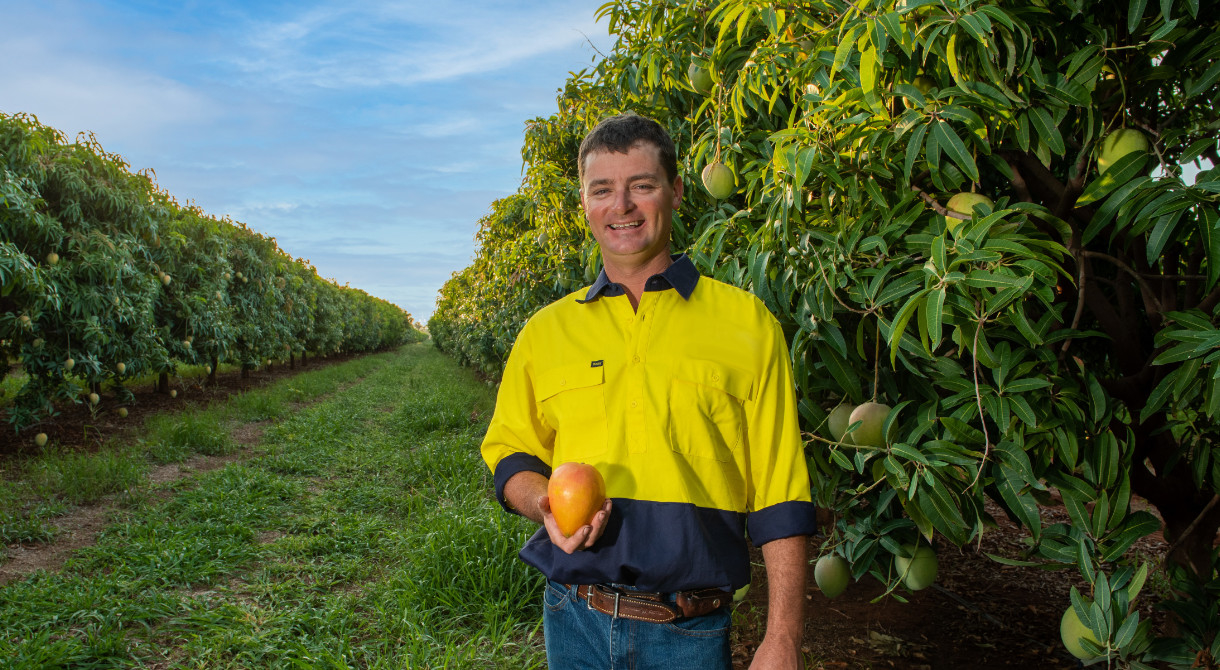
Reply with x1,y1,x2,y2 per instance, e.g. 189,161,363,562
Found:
1,112,423,431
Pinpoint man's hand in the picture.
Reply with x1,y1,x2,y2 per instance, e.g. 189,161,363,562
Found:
503,470,612,553
748,635,803,669
540,495,612,554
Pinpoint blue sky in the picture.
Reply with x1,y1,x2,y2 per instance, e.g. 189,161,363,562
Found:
1,0,614,321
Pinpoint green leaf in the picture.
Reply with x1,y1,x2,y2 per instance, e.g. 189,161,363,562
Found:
933,120,979,182
1181,138,1219,164
1083,176,1153,244
996,464,1041,537
1009,395,1037,427
891,442,929,466
1077,152,1151,208
859,42,886,116
946,33,962,85
832,24,863,77
959,14,992,47
890,287,932,364
1100,511,1161,562
1061,486,1093,532
1114,612,1140,649
932,235,947,272
1003,378,1053,393
926,287,945,349
905,123,930,182
1127,562,1149,601
996,440,1039,486
1188,59,1220,97
976,5,1016,31
1202,208,1220,290
964,269,1026,289
1029,108,1065,156
1146,211,1184,265
1128,0,1148,33
1087,373,1107,423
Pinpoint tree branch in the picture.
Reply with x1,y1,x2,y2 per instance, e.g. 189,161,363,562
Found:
1199,283,1220,315
1163,494,1220,571
910,185,969,221
1082,250,1163,315
1003,154,1034,203
1060,253,1089,355
1054,143,1094,220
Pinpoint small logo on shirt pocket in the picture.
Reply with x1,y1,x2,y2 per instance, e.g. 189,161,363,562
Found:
591,360,604,368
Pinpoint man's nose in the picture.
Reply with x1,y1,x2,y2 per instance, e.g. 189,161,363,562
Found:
613,188,635,213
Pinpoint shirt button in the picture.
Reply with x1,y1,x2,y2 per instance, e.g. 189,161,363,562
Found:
712,373,721,382
561,379,567,386
630,400,638,408
632,355,641,363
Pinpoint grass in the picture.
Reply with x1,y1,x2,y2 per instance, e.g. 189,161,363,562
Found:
0,343,546,668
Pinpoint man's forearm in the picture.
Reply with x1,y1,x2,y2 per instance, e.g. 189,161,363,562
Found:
503,470,550,524
761,534,808,645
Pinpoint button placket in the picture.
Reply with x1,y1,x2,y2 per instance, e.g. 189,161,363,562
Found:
625,294,658,452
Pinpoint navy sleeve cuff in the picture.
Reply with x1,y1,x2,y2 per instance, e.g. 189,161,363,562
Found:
493,453,552,515
747,500,818,545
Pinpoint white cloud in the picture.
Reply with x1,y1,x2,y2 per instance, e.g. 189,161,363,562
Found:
1,0,611,320
0,35,218,150
232,1,607,89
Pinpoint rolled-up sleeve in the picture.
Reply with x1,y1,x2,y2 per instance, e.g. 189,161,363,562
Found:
480,322,556,514
744,315,817,545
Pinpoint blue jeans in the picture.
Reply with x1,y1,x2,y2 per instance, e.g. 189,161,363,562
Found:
542,580,732,670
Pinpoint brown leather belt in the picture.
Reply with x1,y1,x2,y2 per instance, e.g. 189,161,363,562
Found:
572,584,728,623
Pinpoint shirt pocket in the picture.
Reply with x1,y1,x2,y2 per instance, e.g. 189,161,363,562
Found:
667,361,752,462
536,363,608,460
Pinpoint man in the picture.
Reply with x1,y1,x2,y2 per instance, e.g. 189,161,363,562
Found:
481,113,816,669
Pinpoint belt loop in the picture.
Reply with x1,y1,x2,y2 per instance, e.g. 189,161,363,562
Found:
613,591,621,619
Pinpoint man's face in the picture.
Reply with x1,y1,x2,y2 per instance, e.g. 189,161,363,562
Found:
579,141,683,270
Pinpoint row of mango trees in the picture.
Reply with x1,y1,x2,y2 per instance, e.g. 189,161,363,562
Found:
432,0,1220,666
1,112,424,433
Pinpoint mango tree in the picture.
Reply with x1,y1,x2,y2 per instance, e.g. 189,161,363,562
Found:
2,112,423,430
432,0,1220,664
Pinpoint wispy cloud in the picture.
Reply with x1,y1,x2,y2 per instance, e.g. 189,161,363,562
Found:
1,0,611,319
0,34,218,151
232,1,602,89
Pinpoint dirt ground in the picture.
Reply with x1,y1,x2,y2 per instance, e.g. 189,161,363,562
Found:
2,355,1177,668
0,354,356,459
731,504,1172,670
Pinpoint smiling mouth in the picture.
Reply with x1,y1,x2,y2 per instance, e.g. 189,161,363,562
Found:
609,222,643,230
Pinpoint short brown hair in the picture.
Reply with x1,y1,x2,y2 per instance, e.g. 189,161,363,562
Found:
578,113,678,185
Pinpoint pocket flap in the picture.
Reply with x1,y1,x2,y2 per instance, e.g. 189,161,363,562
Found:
672,360,753,401
536,363,606,402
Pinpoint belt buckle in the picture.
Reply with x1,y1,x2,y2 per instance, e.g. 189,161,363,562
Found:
612,590,621,619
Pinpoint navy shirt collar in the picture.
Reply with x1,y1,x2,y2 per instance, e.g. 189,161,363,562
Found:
578,253,699,304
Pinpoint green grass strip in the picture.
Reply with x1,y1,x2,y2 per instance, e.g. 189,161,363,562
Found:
0,344,545,669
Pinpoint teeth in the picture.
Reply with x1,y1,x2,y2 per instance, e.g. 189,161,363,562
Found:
609,222,642,230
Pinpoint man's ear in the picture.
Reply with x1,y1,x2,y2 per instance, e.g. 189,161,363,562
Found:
671,176,684,209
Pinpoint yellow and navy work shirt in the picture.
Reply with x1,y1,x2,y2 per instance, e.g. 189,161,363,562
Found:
481,254,816,593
